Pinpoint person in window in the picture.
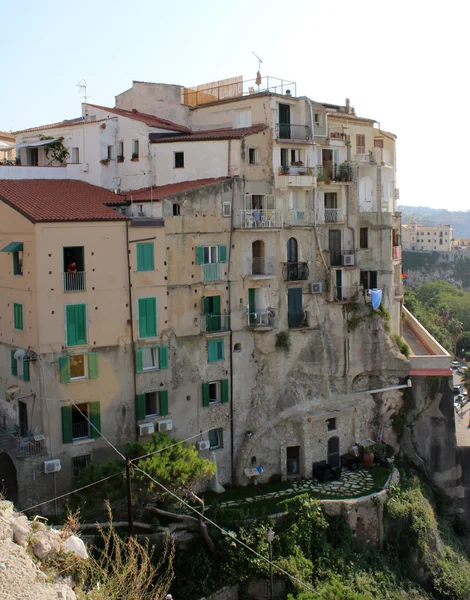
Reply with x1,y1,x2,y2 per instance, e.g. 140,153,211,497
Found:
67,261,77,273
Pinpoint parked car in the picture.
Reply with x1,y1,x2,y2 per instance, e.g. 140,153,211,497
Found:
452,360,460,368
454,386,462,395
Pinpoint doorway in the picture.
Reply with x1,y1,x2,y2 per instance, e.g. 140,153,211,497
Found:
327,436,340,467
329,229,342,266
18,401,28,437
335,270,343,301
288,287,303,328
286,446,300,475
278,104,291,139
252,240,265,275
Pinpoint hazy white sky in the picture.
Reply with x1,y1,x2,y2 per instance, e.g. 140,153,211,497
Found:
1,0,468,210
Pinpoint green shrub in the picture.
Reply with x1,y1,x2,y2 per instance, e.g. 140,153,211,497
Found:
393,334,411,358
275,331,291,351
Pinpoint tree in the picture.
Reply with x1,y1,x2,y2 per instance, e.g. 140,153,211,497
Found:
461,368,470,396
448,319,464,357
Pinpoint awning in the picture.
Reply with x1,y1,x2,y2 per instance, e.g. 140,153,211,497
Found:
0,242,23,252
2,138,61,151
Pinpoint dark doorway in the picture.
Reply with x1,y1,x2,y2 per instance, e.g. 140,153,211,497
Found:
335,270,343,301
286,446,300,475
278,104,291,139
288,288,303,328
18,401,28,437
327,436,340,467
0,453,18,504
329,229,342,266
252,240,265,275
203,295,221,332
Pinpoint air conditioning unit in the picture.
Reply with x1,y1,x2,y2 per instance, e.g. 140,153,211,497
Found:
139,422,155,436
196,440,211,451
44,459,61,474
310,281,323,294
343,254,355,266
157,419,173,432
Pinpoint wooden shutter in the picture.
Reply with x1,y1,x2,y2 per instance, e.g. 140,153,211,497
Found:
158,346,169,370
221,379,229,403
217,339,224,361
136,394,146,420
139,298,157,338
159,390,169,416
135,349,143,373
88,353,99,379
22,358,30,382
202,297,210,314
218,245,227,263
61,406,73,444
208,340,216,363
59,356,71,383
202,382,210,407
196,246,205,264
137,243,154,271
14,304,23,330
76,305,87,344
11,350,17,376
89,402,101,439
66,305,87,346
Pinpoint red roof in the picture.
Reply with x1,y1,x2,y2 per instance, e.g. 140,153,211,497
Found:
0,131,15,140
14,117,102,135
123,177,230,201
0,180,127,223
86,104,191,133
149,123,268,143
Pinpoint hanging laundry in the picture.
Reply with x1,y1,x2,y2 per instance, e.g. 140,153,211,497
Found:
371,288,383,310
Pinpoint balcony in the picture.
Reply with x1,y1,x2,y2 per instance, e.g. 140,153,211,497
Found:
316,163,353,184
246,257,277,277
0,426,47,458
392,246,402,261
202,263,221,282
234,209,283,229
248,308,275,329
372,147,393,166
277,166,315,188
202,313,231,333
72,421,90,441
63,271,86,292
316,208,344,224
286,209,314,227
282,262,309,281
275,123,311,141
334,285,360,302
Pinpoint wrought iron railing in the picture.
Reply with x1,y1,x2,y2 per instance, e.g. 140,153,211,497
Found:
282,262,309,281
316,208,344,224
287,209,314,226
248,309,274,328
248,257,276,276
0,426,47,458
235,209,283,229
202,263,221,282
63,271,86,292
276,123,311,140
72,422,90,440
278,166,314,176
202,313,231,333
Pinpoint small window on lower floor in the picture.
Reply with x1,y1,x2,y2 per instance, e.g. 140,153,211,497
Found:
145,391,159,417
360,227,368,249
72,454,91,477
208,382,219,404
233,342,242,352
71,148,80,163
327,418,336,431
248,147,258,164
173,203,181,216
222,202,231,217
209,427,224,450
70,354,87,380
142,347,158,370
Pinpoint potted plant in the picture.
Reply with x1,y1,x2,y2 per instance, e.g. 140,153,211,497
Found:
117,155,124,163
278,165,289,175
362,445,375,468
100,158,110,166
337,161,352,182
131,153,139,162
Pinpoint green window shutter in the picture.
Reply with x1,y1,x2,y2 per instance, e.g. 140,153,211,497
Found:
13,303,23,330
11,350,17,377
158,346,169,370
202,296,210,315
212,296,221,315
135,349,143,373
217,339,225,361
202,382,210,407
89,402,101,439
138,298,157,338
59,356,71,383
88,353,99,379
137,242,154,271
61,406,73,444
196,246,205,264
66,304,87,346
159,390,169,416
221,379,229,403
208,340,215,363
208,339,224,363
136,394,146,420
22,358,30,382
218,245,227,263
66,306,77,346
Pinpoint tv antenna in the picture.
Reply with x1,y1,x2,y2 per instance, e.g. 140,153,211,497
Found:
252,52,263,88
76,80,88,103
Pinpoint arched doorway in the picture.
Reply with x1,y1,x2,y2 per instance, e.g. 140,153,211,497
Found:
287,237,298,263
0,453,18,505
252,240,265,275
327,436,340,467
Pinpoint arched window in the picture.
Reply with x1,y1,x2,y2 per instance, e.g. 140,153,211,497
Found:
287,237,298,263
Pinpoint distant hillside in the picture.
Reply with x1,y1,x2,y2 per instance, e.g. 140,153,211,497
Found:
399,205,470,238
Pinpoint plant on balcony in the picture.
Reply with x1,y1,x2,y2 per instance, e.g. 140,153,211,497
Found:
131,153,139,161
317,170,330,184
117,155,125,163
40,135,69,166
278,165,289,175
337,161,352,182
100,158,111,166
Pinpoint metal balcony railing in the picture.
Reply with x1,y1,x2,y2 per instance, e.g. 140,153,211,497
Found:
276,123,311,140
249,257,277,276
248,309,274,328
202,313,231,333
64,271,86,292
287,209,314,226
72,421,90,440
334,285,360,302
0,426,47,458
278,166,314,176
316,208,344,224
202,263,221,282
282,262,309,281
316,164,353,183
235,209,283,229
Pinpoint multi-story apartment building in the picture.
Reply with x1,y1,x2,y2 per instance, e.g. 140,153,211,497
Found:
402,223,454,252
0,75,450,510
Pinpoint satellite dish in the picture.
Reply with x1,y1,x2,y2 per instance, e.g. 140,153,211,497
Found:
14,348,26,360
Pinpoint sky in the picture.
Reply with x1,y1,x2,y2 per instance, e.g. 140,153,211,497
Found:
1,0,468,211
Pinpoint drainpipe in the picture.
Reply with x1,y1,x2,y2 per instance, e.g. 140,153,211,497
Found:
226,178,236,483
366,378,411,394
346,141,355,251
227,139,232,177
126,220,138,441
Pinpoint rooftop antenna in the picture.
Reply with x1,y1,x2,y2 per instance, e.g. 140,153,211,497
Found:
76,80,89,116
252,51,263,89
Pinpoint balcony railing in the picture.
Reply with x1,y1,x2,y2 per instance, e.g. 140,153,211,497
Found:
316,163,353,184
392,246,402,260
278,166,313,176
202,313,231,333
235,209,283,229
0,426,47,458
72,421,90,440
276,123,311,140
282,262,309,281
248,257,277,276
287,209,314,226
316,208,344,224
63,271,86,292
288,311,306,329
202,263,221,282
334,285,360,302
248,309,274,329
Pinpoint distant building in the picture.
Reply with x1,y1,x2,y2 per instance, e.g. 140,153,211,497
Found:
0,131,15,162
402,223,453,252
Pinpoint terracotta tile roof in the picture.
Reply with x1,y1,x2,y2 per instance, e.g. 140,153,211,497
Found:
0,131,15,140
123,177,231,201
14,117,102,135
149,123,268,143
86,104,191,133
326,111,376,124
0,180,127,223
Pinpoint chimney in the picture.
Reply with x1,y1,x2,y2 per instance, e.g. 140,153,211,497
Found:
345,98,350,113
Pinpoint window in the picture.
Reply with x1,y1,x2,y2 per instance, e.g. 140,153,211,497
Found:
135,346,169,372
107,145,113,160
208,338,224,363
222,202,231,217
327,418,336,431
138,297,157,338
439,239,443,245
10,350,30,381
28,148,39,166
71,147,80,163
290,149,300,164
374,138,384,148
314,113,320,125
72,454,91,477
360,228,369,249
59,353,98,383
61,402,101,443
202,379,229,406
233,109,252,129
233,342,242,352
13,251,23,275
248,147,258,165
172,203,181,216
360,270,378,290
280,148,289,167
136,242,155,271
117,141,124,159
132,140,139,159
136,390,169,419
195,245,227,264
208,427,224,449
66,304,87,346
13,303,23,331
356,134,365,153
174,152,184,168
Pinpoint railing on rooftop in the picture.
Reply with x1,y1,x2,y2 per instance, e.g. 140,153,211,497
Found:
275,123,311,141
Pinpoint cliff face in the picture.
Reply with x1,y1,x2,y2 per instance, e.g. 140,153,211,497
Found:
402,250,470,290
